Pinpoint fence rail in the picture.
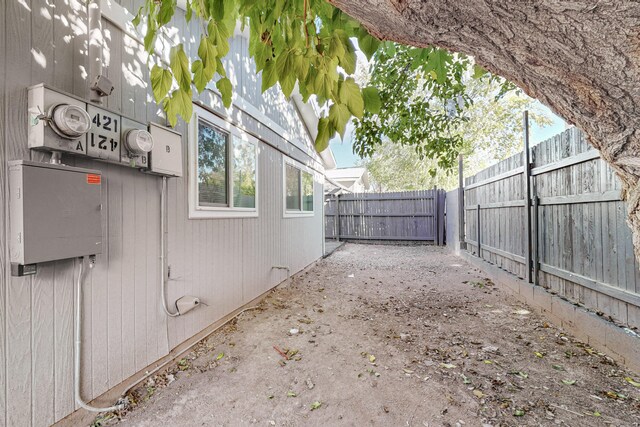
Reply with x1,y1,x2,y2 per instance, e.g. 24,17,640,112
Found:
461,123,640,330
325,190,446,244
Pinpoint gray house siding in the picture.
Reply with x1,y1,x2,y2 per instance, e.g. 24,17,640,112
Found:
0,1,324,425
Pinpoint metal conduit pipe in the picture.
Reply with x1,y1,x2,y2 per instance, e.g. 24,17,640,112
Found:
75,257,126,412
160,177,180,317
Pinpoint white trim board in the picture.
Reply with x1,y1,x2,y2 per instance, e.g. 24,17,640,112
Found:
188,104,260,219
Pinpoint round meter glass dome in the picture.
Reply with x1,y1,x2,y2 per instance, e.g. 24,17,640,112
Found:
125,129,154,155
51,104,91,138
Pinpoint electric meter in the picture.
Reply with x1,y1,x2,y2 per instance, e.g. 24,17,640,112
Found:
49,104,92,139
124,129,154,155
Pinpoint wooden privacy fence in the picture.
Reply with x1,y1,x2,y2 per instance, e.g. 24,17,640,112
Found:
462,120,640,330
325,190,446,244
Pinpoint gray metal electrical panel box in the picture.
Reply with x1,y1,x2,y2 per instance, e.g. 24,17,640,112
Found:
9,161,103,266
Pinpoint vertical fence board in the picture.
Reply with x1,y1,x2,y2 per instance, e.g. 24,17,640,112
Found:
324,191,445,243
461,127,640,330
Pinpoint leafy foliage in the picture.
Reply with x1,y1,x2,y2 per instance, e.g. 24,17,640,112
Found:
136,0,518,162
134,0,384,139
352,43,521,173
363,78,552,191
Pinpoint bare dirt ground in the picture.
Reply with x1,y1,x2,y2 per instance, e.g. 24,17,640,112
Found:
99,244,640,427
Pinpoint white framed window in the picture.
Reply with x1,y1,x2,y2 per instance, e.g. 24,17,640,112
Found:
283,156,315,217
189,105,259,219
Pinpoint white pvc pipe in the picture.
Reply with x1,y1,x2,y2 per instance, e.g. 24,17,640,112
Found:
160,177,180,317
75,257,126,412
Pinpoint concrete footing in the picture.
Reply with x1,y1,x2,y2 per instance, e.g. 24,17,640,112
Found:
461,252,640,374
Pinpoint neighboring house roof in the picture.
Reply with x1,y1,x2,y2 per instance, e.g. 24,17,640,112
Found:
325,167,370,190
324,176,352,195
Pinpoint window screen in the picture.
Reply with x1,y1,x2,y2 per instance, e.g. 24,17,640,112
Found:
286,164,301,211
302,171,313,211
197,121,228,206
232,136,256,208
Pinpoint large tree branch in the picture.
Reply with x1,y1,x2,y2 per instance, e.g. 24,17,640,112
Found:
331,0,640,257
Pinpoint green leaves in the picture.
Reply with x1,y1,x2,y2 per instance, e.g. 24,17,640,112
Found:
362,87,381,114
135,0,391,149
216,77,233,108
276,49,297,98
339,78,364,118
164,88,193,127
315,117,333,152
170,45,191,91
357,29,380,60
329,103,351,138
150,65,173,103
191,60,208,92
261,60,278,93
157,0,176,26
198,36,218,73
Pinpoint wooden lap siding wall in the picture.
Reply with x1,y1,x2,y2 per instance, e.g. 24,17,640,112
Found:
0,1,324,425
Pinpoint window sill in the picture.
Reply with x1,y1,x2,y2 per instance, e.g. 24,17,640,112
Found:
283,211,315,218
189,208,259,219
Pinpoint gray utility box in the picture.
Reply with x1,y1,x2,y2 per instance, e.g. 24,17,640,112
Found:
9,161,103,265
149,122,183,177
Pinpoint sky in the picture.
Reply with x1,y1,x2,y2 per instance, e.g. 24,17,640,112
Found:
329,101,567,169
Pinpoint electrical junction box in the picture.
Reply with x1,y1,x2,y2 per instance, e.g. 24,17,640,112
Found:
9,160,103,267
28,83,181,177
149,122,183,177
28,83,89,156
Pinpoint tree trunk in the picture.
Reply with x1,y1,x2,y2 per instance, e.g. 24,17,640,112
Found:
331,0,640,258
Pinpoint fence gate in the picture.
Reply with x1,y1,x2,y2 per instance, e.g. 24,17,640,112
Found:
325,190,446,244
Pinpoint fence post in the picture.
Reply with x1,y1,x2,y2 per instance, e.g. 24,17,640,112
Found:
438,190,446,246
523,111,533,283
336,195,341,241
433,186,440,245
458,154,465,250
476,204,481,257
532,180,539,286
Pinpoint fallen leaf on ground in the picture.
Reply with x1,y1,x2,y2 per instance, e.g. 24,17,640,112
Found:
473,389,484,398
310,401,322,410
624,377,640,387
287,391,297,397
562,379,576,386
514,409,525,416
534,351,545,358
369,354,376,363
509,371,528,379
440,363,456,369
216,352,224,360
